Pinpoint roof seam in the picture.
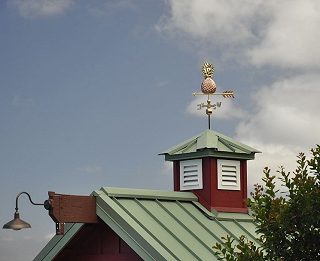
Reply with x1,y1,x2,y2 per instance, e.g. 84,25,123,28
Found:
134,199,202,261
114,197,180,260
213,218,240,243
155,200,217,258
218,137,236,152
96,197,158,261
176,201,224,244
192,201,216,219
232,219,260,245
160,134,199,155
229,142,255,153
181,139,197,153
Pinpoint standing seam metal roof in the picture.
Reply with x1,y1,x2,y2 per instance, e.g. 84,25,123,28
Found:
34,187,259,261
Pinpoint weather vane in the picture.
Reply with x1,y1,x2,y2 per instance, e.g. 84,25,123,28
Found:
193,62,234,129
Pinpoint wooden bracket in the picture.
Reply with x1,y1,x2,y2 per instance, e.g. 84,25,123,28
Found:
47,191,98,235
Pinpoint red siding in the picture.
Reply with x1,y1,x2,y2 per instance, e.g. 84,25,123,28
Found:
211,159,247,209
54,220,142,261
173,161,180,191
193,157,214,211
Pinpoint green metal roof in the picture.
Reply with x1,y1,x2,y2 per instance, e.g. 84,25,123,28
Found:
161,129,260,161
34,187,259,261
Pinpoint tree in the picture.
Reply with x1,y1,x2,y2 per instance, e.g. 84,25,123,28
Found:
213,145,320,261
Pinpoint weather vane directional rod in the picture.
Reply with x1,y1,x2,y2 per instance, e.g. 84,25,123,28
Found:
197,100,221,111
192,91,234,97
192,62,235,129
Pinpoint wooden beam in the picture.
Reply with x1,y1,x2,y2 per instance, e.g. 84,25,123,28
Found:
48,191,98,234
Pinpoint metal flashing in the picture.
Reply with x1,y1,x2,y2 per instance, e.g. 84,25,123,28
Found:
196,129,218,150
164,149,256,161
96,187,198,201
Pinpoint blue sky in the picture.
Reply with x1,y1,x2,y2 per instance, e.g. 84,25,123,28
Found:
1,1,320,260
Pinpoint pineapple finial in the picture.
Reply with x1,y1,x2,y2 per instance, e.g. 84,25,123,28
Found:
193,61,235,129
202,62,214,79
201,62,216,94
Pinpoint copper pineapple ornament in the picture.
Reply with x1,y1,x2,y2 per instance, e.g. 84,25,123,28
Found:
201,62,217,94
193,61,235,129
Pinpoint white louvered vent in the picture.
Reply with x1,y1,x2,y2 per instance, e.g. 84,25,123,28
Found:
180,159,203,191
218,159,240,190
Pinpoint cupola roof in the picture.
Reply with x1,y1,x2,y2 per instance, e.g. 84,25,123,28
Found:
161,129,260,161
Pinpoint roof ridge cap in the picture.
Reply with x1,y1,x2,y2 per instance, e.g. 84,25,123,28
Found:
97,187,198,201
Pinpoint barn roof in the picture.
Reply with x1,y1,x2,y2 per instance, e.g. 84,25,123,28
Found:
161,129,260,161
34,187,259,261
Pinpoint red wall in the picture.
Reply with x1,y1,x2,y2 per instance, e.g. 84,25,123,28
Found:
173,161,180,192
192,158,214,211
173,157,248,213
54,220,142,261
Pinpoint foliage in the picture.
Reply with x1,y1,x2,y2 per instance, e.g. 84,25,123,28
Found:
213,145,320,261
213,235,264,261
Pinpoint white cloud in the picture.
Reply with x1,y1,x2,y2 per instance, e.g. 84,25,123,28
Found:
10,0,73,18
157,0,262,45
236,73,320,148
158,0,320,69
246,142,302,193
248,0,320,68
236,73,320,188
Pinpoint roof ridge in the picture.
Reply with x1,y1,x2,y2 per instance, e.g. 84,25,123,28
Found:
95,187,198,202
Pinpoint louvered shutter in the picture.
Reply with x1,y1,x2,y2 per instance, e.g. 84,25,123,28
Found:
217,159,240,190
180,159,203,190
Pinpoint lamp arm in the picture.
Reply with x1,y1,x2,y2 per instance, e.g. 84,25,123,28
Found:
15,192,44,212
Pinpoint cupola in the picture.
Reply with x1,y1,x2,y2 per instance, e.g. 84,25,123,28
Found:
161,129,259,213
161,62,260,214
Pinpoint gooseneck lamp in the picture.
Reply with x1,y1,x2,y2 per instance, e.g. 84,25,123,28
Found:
3,192,51,230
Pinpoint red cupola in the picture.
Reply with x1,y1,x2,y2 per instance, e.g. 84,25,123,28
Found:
161,129,259,213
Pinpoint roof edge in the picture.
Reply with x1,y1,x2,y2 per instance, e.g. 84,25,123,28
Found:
164,150,257,161
33,223,83,261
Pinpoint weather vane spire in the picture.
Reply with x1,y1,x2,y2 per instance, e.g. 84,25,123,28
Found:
193,62,234,129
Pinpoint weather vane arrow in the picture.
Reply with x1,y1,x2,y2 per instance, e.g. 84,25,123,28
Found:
192,62,235,129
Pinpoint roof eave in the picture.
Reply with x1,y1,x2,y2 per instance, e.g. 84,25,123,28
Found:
164,150,257,161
